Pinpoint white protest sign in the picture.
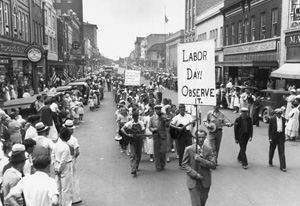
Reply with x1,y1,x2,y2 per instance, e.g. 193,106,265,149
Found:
177,40,216,106
118,67,125,75
124,70,141,86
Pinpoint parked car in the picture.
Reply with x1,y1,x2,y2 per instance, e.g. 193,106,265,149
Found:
259,89,290,123
235,85,259,94
3,96,38,118
55,85,72,93
68,82,90,104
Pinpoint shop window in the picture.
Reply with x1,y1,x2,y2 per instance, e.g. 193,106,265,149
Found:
244,19,249,43
260,12,266,40
271,8,278,37
231,23,235,45
0,1,3,35
250,16,255,41
238,21,242,44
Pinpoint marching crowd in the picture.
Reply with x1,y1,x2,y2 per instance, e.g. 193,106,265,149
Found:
112,73,298,206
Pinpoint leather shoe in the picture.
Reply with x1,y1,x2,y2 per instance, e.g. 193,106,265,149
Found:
242,165,248,170
156,168,162,172
269,163,273,167
280,168,287,172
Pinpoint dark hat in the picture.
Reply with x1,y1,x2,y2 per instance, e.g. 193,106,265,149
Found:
10,151,27,163
35,122,49,133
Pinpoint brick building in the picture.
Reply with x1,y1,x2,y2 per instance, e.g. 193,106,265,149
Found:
166,30,184,74
220,0,282,89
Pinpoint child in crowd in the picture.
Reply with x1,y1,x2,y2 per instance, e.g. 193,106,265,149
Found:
88,95,95,111
77,98,84,123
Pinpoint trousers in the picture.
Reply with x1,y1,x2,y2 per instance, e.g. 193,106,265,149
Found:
130,139,143,172
269,132,286,169
188,182,210,206
153,136,167,169
55,162,73,206
178,131,192,166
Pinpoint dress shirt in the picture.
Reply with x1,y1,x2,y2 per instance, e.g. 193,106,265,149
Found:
9,171,59,206
24,125,38,140
203,110,229,129
276,116,283,132
51,139,72,173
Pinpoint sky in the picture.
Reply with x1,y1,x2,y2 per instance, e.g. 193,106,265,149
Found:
83,0,185,60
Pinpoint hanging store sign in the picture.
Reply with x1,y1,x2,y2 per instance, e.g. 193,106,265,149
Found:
224,40,277,55
177,40,216,106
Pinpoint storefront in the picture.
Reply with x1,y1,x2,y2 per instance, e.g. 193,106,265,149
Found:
0,40,31,102
221,38,280,90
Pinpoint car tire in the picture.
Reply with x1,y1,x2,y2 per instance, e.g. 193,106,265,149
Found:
262,109,270,123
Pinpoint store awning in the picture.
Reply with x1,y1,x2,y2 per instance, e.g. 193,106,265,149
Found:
271,63,300,79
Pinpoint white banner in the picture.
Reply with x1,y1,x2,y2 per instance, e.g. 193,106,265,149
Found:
124,70,141,86
177,40,216,106
118,67,125,75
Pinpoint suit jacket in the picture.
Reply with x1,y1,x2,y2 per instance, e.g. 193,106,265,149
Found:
40,105,53,126
149,114,167,139
182,144,216,189
234,115,253,141
268,115,286,140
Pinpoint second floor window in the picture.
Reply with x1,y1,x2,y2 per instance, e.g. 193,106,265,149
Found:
4,3,9,36
260,12,266,40
238,21,242,44
251,16,255,41
271,9,278,37
244,19,249,43
231,23,235,45
220,27,223,47
225,26,228,46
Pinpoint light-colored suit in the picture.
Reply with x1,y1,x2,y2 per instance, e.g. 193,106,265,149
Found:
182,143,216,206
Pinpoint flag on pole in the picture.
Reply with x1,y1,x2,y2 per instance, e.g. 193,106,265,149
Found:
63,68,69,84
165,15,168,23
51,71,57,86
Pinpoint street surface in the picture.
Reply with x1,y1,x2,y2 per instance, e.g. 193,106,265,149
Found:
73,77,300,206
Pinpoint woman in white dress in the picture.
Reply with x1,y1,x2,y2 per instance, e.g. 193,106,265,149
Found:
285,89,296,119
143,108,154,162
285,100,299,141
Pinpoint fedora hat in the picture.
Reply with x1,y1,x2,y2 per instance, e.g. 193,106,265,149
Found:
63,120,76,129
35,122,49,133
10,151,27,163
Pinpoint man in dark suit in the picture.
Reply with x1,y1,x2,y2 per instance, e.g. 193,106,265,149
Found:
268,108,287,172
234,107,253,169
182,129,216,206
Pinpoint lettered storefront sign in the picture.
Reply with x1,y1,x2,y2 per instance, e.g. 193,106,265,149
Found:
177,40,216,106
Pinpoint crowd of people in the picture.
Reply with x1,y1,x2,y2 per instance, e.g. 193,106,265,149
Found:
112,72,297,206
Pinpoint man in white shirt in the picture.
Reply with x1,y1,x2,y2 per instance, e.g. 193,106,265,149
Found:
170,104,194,168
52,127,73,205
24,115,40,140
6,155,59,206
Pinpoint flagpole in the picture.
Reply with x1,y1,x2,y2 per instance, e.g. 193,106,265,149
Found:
164,5,167,72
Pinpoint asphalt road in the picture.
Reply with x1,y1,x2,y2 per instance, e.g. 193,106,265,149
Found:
73,78,300,206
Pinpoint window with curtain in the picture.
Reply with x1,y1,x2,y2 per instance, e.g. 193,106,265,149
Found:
238,21,242,44
244,19,249,43
250,16,255,41
4,3,9,36
231,23,235,45
225,26,228,46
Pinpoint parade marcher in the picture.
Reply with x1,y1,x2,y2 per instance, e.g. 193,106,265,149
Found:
149,105,168,172
52,128,73,206
23,138,36,176
268,108,287,172
117,107,130,154
182,129,216,206
155,82,165,102
234,107,253,170
64,120,82,204
170,104,194,168
6,155,59,206
2,145,27,205
120,112,145,176
8,115,22,144
143,108,154,162
203,104,233,166
162,104,174,162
